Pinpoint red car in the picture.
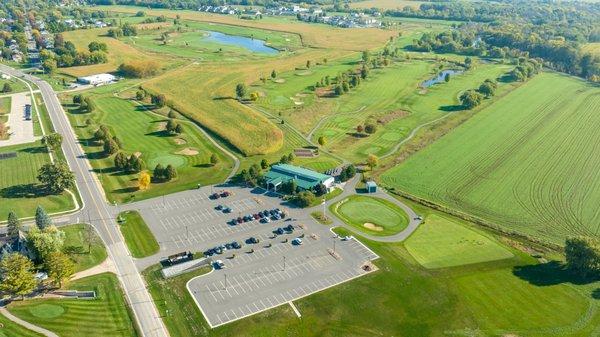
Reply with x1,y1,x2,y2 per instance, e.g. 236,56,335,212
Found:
236,217,243,224
220,191,231,197
253,213,260,220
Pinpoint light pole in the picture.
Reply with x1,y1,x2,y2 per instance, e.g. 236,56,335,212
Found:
283,256,286,271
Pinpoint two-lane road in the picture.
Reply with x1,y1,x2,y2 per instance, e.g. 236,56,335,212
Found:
0,65,169,337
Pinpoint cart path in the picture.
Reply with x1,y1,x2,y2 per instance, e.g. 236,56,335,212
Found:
0,307,60,337
315,175,423,242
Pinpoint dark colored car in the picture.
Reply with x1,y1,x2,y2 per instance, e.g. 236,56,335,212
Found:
220,191,231,197
246,237,260,244
253,213,260,220
274,227,284,235
223,207,232,213
285,224,294,232
237,217,243,224
231,241,241,249
210,193,220,199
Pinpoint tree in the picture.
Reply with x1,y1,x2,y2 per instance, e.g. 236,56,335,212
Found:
165,119,177,134
0,253,36,299
362,50,371,64
364,123,377,134
306,60,311,68
367,154,378,170
167,110,177,119
459,90,483,109
464,57,473,69
127,155,143,173
138,171,151,190
210,153,218,166
314,183,327,196
42,58,57,74
37,162,75,194
293,191,315,208
235,83,247,100
27,226,65,261
103,137,119,155
270,69,277,78
166,165,177,181
94,125,110,142
136,90,146,101
114,152,128,170
45,251,74,288
153,163,165,180
72,94,82,104
260,159,269,170
345,165,356,179
35,206,52,230
360,66,369,79
334,85,343,96
2,83,12,93
7,211,21,238
41,133,63,152
565,236,600,278
444,73,450,82
478,81,496,97
249,92,259,101
83,97,95,113
174,123,183,134
356,125,364,133
318,136,326,146
151,94,166,108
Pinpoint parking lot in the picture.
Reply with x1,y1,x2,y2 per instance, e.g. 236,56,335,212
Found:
135,184,379,328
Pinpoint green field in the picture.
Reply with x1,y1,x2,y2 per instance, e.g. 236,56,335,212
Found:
0,75,29,93
330,195,408,235
0,312,43,337
118,210,159,258
405,214,513,268
64,93,235,203
0,96,9,124
62,223,108,272
141,219,599,337
0,141,75,219
381,72,600,244
8,273,138,337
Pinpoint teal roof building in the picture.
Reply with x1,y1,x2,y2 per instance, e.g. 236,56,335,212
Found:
265,164,334,191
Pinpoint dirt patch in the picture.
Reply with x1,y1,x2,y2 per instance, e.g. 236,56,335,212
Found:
363,223,384,231
174,138,187,145
315,87,334,97
176,147,199,156
156,122,167,131
377,110,410,125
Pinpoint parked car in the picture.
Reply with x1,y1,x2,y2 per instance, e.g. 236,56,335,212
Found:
285,224,294,232
215,205,223,210
237,217,243,224
291,238,303,245
341,235,353,241
220,191,231,197
231,241,241,249
247,237,260,244
213,260,225,269
253,213,260,220
223,207,232,213
210,193,221,199
274,227,284,235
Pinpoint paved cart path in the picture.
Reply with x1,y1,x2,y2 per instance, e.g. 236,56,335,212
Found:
0,307,60,337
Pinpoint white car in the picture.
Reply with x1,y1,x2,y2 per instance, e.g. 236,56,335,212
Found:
291,238,303,245
341,235,353,241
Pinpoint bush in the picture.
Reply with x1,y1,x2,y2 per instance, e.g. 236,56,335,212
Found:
118,61,159,78
364,123,377,134
293,191,315,208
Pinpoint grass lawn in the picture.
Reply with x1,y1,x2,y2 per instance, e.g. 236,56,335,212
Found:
0,312,44,337
310,211,333,225
142,264,212,337
330,195,408,235
0,96,10,124
62,223,108,272
404,214,513,269
0,76,29,93
381,72,600,244
8,273,139,337
141,220,599,337
118,210,159,258
64,94,234,203
0,141,75,219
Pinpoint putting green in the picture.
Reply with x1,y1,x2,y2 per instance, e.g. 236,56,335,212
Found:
147,154,186,168
331,195,408,236
28,304,65,319
405,214,513,269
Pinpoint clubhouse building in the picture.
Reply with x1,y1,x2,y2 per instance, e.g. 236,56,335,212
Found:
265,164,334,192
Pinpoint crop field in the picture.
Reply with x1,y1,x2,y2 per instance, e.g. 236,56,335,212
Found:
0,141,75,219
405,214,513,268
8,273,138,337
60,25,179,77
381,72,600,244
64,94,234,203
330,195,408,235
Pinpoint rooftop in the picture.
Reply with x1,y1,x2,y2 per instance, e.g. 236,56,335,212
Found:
265,164,332,190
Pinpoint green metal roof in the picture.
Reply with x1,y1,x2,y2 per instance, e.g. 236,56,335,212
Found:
265,164,332,190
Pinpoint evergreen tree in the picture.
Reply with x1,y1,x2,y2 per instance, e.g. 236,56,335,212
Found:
35,205,52,230
154,163,165,180
114,152,128,170
166,165,177,180
7,211,21,238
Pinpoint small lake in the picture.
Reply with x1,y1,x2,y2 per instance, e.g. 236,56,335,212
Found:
420,69,463,88
204,31,278,55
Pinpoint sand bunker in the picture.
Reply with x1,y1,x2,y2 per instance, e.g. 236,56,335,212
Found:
363,223,384,231
176,147,199,156
174,138,187,145
273,79,286,83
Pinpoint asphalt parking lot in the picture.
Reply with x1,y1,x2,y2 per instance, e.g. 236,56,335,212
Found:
134,184,379,327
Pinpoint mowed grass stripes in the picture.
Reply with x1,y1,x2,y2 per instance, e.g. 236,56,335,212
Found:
381,72,600,244
0,141,74,219
7,273,138,337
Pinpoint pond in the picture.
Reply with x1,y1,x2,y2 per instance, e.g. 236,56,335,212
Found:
420,69,463,88
204,31,279,55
